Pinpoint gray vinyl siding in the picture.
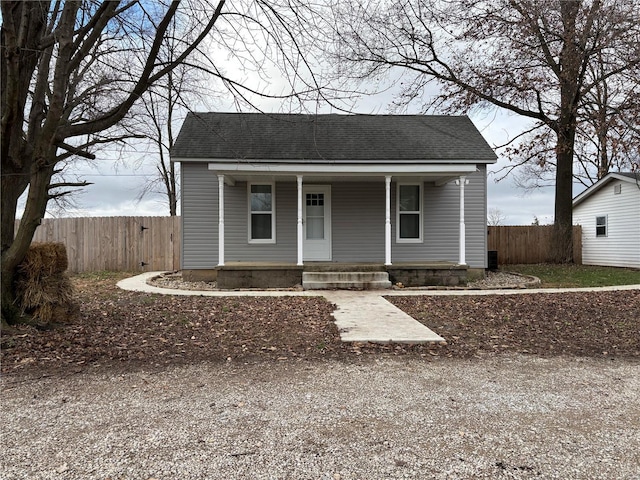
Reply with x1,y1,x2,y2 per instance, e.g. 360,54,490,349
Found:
225,182,297,262
181,163,488,268
465,166,489,267
181,164,298,267
181,162,218,268
332,182,385,262
391,167,487,268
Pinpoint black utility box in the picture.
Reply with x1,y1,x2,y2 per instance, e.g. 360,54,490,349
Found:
487,250,498,270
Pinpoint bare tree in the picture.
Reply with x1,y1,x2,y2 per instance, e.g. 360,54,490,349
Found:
134,27,212,216
325,0,640,262
1,1,221,323
575,59,640,183
499,40,640,190
487,208,507,227
0,0,330,324
136,73,182,216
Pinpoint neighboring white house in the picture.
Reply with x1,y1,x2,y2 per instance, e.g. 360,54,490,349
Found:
573,172,640,268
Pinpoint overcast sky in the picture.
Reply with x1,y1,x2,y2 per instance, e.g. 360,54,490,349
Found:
33,79,586,226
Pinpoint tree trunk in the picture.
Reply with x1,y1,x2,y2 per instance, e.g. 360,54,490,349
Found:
1,165,54,324
552,122,576,263
1,171,26,253
169,162,177,216
0,160,29,325
550,0,580,264
1,255,20,327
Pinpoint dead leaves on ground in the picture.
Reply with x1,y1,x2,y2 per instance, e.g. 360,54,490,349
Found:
1,289,340,374
387,291,640,358
2,280,639,376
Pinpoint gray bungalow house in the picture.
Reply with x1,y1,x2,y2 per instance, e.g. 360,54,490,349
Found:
171,113,497,289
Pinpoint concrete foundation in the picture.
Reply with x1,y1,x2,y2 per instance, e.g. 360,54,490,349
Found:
183,263,471,289
217,265,303,289
386,265,468,287
182,269,217,282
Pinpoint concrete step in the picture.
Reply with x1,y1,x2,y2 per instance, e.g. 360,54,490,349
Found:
303,264,387,272
302,271,392,290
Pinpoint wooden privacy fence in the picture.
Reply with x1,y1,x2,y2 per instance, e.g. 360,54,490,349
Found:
488,225,582,265
18,216,181,273
18,217,580,272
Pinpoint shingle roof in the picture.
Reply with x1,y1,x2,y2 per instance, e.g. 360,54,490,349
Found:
171,113,497,163
616,172,639,180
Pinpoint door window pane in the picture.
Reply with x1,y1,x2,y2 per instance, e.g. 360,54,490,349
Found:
306,193,325,240
306,205,324,217
306,193,324,206
306,218,324,239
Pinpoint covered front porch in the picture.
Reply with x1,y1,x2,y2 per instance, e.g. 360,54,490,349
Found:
183,261,472,289
210,163,474,269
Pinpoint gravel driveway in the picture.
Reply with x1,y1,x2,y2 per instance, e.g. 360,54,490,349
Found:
2,355,639,479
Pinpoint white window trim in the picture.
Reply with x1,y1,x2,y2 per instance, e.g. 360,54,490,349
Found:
595,215,607,238
248,182,276,244
396,182,423,243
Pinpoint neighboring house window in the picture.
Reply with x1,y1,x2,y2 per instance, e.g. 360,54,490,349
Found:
595,215,607,237
397,183,422,242
249,183,275,243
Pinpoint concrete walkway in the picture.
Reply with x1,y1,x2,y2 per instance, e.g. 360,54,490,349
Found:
322,290,444,343
116,272,316,297
117,272,640,345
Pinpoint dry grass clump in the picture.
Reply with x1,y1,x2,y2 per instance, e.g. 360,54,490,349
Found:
16,243,77,327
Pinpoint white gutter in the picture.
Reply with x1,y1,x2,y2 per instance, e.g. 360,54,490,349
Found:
206,163,477,175
172,156,496,164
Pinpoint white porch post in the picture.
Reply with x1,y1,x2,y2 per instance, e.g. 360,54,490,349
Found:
457,175,466,265
385,175,392,266
297,175,303,266
217,174,225,266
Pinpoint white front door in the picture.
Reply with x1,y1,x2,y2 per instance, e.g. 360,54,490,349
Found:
303,185,331,261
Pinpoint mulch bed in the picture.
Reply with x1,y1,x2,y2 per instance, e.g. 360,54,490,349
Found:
1,275,639,376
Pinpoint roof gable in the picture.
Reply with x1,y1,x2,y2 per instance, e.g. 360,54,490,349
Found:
573,172,640,207
171,113,497,163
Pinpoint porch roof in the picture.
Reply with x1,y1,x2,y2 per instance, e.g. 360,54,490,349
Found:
171,112,497,164
206,161,477,185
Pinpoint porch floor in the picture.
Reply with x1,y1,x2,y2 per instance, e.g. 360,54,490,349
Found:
219,261,465,271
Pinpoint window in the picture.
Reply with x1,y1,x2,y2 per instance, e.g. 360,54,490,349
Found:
397,183,422,242
249,183,275,243
596,216,607,237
